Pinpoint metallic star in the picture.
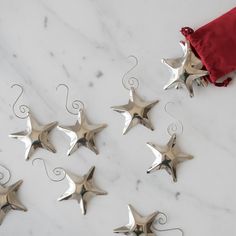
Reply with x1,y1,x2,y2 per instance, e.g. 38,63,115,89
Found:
111,88,159,135
114,204,158,236
146,134,193,182
9,113,58,161
0,180,27,225
162,41,208,97
58,166,107,215
57,110,107,156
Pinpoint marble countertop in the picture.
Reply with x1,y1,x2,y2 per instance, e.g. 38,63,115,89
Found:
0,0,235,235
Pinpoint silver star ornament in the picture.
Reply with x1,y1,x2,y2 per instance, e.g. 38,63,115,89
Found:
162,41,208,97
58,166,107,215
147,134,193,182
9,113,58,161
58,110,107,156
0,180,27,225
111,88,159,135
114,204,158,236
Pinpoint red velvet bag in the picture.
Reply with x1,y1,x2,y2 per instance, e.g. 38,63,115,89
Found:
181,7,236,87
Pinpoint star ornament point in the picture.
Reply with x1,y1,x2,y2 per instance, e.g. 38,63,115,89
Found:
58,110,107,156
111,88,159,135
0,180,27,225
58,166,107,215
9,113,58,161
114,204,158,236
162,41,208,97
146,134,193,182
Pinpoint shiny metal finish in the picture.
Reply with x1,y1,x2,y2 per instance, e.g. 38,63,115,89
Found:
114,204,158,236
146,134,193,182
9,113,58,161
162,41,208,97
58,166,107,215
111,88,159,135
58,110,107,156
0,180,27,225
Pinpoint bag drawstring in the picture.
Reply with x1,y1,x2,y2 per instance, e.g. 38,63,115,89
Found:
214,77,232,87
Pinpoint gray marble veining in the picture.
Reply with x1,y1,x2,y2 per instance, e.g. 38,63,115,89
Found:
0,0,235,235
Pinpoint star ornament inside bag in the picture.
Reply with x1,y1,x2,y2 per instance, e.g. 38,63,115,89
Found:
181,7,236,87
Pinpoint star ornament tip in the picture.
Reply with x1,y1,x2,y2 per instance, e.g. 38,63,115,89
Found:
57,166,107,215
146,134,193,182
111,88,159,135
114,204,158,236
57,110,107,156
0,179,27,225
9,113,58,161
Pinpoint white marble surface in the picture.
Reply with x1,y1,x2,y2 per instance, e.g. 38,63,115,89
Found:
0,0,235,235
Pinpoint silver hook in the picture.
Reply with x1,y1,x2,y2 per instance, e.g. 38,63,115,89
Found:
0,164,11,186
156,211,168,225
56,84,84,115
32,158,66,182
153,212,184,236
122,55,140,90
164,102,183,136
154,227,184,236
11,84,30,119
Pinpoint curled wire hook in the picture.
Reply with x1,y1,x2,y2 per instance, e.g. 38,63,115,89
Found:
153,227,184,236
164,102,183,136
32,158,66,182
11,84,30,119
156,211,168,225
153,212,184,236
56,84,84,115
122,55,139,90
0,164,11,186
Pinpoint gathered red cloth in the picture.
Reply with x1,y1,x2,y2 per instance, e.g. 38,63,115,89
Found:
181,7,236,87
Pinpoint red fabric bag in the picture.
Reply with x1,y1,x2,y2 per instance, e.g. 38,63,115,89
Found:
181,7,236,87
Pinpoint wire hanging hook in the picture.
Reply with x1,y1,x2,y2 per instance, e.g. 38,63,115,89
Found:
11,84,30,119
156,211,168,225
56,84,84,115
154,227,184,236
122,55,139,90
164,102,183,136
32,158,66,182
153,212,184,236
0,164,11,186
